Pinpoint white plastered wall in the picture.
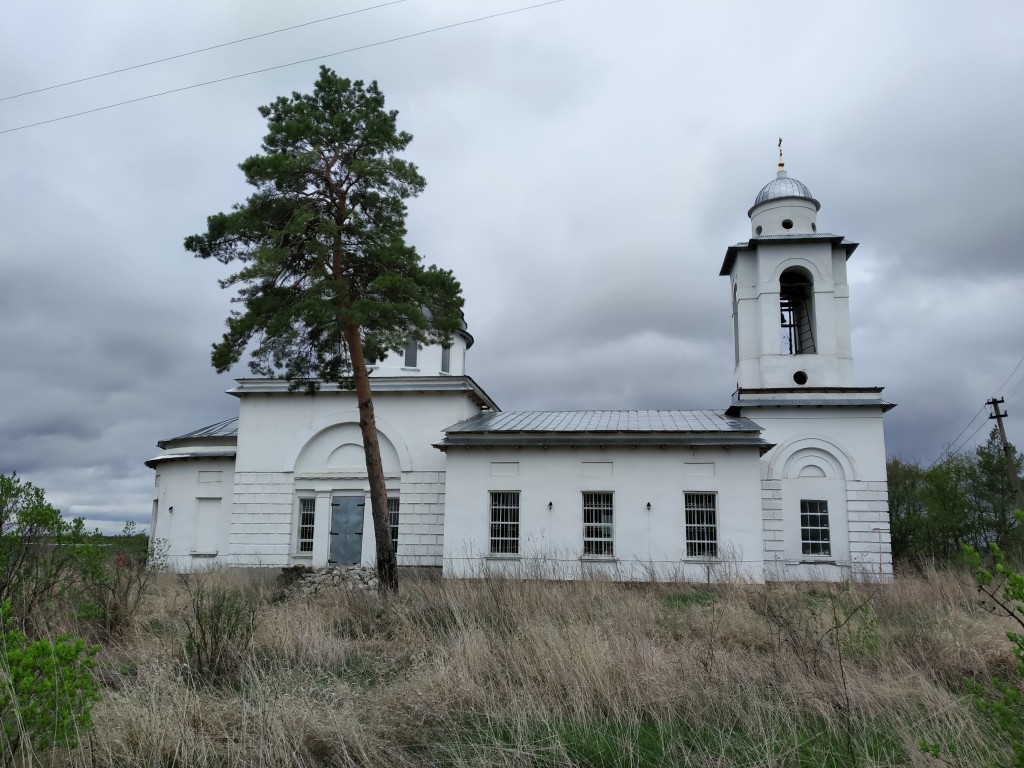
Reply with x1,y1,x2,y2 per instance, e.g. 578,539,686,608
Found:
228,388,483,568
752,407,892,582
732,243,854,389
151,456,235,570
441,445,766,581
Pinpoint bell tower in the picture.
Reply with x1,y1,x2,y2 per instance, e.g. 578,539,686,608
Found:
721,146,894,582
721,148,857,389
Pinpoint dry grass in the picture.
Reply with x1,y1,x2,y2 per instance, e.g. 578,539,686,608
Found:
16,566,1022,767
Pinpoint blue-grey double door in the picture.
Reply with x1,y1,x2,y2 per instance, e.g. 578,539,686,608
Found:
329,496,365,565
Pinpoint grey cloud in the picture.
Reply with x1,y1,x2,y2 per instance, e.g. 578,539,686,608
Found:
2,0,1024,531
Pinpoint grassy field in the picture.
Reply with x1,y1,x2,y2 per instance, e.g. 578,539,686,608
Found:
16,566,1023,767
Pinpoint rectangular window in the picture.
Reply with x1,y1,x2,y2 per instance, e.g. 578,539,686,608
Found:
684,492,718,558
800,499,831,557
583,492,614,556
404,336,418,367
489,491,520,555
440,345,451,373
298,497,316,553
388,497,400,553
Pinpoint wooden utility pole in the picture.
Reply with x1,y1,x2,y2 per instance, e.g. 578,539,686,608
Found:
988,397,1024,512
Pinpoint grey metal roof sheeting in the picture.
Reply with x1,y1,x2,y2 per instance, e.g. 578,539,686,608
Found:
438,434,770,450
445,410,760,434
145,450,237,469
164,417,238,443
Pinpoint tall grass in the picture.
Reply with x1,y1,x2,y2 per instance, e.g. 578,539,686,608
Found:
15,566,1020,767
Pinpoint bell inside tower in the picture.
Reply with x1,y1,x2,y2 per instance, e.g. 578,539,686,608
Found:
780,269,816,355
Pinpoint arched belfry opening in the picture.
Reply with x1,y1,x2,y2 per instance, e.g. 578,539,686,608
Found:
779,268,815,355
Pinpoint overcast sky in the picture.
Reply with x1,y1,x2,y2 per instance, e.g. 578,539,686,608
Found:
2,1,1023,533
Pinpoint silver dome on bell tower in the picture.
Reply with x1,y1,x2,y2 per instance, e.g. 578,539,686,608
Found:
746,141,821,236
750,171,820,215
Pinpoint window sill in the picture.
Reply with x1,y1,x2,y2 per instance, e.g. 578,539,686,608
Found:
796,559,837,565
580,555,618,562
401,366,420,372
485,553,521,560
292,554,313,560
190,551,218,558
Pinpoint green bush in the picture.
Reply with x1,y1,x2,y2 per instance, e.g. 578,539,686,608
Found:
0,473,94,634
0,599,99,756
958,534,1024,766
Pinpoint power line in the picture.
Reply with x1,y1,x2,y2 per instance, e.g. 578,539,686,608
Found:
0,0,566,136
929,404,987,467
995,351,1024,396
1,1,409,102
961,415,993,450
927,351,1024,466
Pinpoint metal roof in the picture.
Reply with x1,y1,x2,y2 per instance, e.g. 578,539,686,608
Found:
720,234,858,276
160,417,238,446
145,450,237,469
727,399,896,414
228,375,499,411
750,172,820,213
445,410,760,434
437,434,772,452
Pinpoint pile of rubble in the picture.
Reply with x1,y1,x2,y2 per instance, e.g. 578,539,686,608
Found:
280,565,380,595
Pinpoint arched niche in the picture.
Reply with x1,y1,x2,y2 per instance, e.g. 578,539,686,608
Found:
767,435,857,482
294,422,402,475
782,447,844,480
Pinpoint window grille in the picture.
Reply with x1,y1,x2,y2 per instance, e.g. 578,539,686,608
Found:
388,497,400,553
489,491,520,554
298,498,315,553
684,492,718,558
583,492,614,556
800,499,831,556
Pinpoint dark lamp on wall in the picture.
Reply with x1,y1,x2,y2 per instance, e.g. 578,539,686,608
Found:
547,502,553,511
646,502,652,511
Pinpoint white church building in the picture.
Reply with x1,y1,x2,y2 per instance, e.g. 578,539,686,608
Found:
147,164,894,582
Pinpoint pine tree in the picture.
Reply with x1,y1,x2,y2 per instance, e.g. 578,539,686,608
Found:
185,67,464,592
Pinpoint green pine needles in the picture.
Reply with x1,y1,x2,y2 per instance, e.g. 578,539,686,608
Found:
184,65,464,388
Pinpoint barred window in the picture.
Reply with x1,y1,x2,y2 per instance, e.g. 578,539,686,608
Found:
684,492,717,558
489,491,520,554
388,497,400,553
298,497,316,553
801,499,831,556
583,492,614,556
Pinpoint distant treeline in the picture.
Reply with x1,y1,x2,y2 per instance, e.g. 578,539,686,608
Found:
888,428,1024,567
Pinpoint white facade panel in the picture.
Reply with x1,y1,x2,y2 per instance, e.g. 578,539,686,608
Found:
442,446,765,581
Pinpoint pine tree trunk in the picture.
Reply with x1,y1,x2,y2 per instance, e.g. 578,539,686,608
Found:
343,324,398,594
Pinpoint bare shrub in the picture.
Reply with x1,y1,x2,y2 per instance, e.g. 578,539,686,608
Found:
179,571,262,686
